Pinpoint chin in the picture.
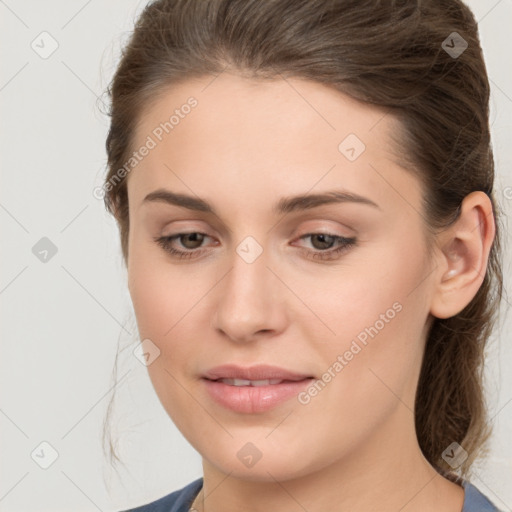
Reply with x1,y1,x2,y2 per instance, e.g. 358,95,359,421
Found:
197,438,325,483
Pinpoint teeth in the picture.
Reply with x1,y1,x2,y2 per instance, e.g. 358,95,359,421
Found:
233,378,251,386
219,378,284,386
252,379,283,386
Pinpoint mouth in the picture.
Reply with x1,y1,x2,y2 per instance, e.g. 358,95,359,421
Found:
202,363,313,382
201,364,315,413
211,378,300,386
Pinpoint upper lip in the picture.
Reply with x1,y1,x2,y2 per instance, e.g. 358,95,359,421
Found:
202,364,313,381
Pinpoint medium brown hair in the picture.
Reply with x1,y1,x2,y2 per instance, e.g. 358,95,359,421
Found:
102,0,503,479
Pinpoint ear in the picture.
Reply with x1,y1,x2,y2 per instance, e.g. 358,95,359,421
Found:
429,191,495,319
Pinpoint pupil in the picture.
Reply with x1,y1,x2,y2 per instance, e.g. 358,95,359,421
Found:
183,233,203,249
312,234,334,250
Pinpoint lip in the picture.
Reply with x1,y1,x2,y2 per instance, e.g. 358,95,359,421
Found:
202,364,312,382
201,364,314,413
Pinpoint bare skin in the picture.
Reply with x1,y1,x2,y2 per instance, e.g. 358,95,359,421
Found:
124,72,494,512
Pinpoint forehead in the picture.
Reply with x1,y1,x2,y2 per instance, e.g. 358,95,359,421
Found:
134,72,392,151
127,72,421,217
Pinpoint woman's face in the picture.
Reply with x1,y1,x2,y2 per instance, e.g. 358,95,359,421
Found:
126,73,438,481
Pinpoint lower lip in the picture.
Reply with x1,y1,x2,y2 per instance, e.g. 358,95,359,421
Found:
202,378,313,413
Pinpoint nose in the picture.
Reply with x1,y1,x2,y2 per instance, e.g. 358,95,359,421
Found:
211,243,288,344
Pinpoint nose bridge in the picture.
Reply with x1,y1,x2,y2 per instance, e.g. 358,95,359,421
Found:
213,234,283,341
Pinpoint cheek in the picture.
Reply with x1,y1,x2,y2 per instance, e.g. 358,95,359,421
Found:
127,247,207,429
297,233,429,342
313,237,430,405
286,248,429,463
128,239,202,337
127,242,219,385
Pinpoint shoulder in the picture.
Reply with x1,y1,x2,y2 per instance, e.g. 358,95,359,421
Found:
462,479,504,512
118,478,203,512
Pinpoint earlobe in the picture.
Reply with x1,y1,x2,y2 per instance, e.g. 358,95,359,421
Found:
429,191,495,319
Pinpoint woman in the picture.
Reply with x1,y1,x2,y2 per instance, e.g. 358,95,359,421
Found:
102,0,505,510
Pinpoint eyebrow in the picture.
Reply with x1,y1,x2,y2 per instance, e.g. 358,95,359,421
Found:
142,188,380,215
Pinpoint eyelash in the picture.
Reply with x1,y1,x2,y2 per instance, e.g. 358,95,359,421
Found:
153,232,357,261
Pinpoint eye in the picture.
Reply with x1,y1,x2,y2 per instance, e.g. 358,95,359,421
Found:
294,233,357,261
153,231,356,261
154,232,213,260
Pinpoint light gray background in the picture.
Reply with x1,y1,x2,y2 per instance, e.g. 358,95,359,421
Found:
1,1,511,511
